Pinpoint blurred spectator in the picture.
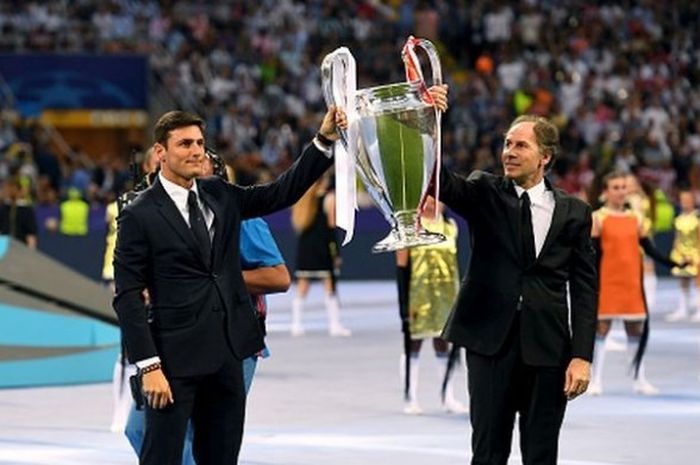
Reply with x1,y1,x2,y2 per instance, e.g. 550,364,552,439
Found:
56,187,89,236
64,148,93,199
0,177,37,248
0,113,17,152
0,0,699,206
91,154,129,204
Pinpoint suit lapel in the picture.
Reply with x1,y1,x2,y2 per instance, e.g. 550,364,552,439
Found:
152,178,204,265
537,183,569,261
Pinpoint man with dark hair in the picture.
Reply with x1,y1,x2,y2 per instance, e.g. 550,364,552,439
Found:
152,111,206,147
434,86,598,465
113,108,346,465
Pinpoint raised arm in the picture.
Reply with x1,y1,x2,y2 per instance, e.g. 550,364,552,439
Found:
236,107,347,219
638,213,681,268
639,236,681,268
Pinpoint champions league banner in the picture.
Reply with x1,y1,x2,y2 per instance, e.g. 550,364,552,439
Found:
0,54,148,115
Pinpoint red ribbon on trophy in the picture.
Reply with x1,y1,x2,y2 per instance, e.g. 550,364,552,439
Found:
402,36,442,223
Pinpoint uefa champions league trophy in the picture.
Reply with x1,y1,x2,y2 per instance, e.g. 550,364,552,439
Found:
321,36,445,253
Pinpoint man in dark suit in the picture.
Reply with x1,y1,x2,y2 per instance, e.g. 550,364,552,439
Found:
113,108,345,465
436,98,597,464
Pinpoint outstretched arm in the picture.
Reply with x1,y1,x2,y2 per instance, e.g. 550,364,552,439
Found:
639,236,682,268
428,84,480,220
235,107,348,219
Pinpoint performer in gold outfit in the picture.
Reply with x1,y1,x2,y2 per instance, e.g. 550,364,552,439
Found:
667,188,700,322
102,201,119,286
396,197,467,415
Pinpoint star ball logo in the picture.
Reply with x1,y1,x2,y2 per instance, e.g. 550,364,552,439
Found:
10,70,136,110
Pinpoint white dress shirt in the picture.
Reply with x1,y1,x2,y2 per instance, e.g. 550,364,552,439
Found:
514,179,555,258
159,172,214,239
313,137,334,156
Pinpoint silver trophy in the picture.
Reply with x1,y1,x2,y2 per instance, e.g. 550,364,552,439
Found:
322,37,445,253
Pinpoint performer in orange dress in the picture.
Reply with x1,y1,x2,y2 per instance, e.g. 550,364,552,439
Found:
590,171,683,395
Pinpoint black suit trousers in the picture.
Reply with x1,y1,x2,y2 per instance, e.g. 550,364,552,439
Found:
141,351,246,465
467,314,567,465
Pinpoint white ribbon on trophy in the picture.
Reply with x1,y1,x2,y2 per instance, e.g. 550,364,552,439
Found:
322,47,359,246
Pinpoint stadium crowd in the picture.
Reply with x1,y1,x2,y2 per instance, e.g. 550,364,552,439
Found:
1,0,700,210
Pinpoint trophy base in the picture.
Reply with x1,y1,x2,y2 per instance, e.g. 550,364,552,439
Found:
371,230,446,254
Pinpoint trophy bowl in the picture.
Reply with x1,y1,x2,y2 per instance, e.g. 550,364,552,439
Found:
355,81,445,253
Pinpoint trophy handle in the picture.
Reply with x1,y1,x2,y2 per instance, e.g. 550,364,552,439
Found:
402,36,443,223
408,37,443,88
321,49,352,148
322,48,398,229
402,36,443,98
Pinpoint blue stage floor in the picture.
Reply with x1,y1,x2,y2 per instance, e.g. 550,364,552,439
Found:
1,279,698,464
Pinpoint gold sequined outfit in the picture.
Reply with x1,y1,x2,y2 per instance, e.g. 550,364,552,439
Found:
102,201,118,281
409,215,459,339
670,211,700,277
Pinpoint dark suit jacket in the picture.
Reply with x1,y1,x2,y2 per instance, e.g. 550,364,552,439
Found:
440,170,597,367
113,143,332,377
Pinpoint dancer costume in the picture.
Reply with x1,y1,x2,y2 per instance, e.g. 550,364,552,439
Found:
400,213,466,414
291,191,348,336
670,210,700,277
408,215,459,338
102,201,118,282
294,195,337,279
595,207,647,320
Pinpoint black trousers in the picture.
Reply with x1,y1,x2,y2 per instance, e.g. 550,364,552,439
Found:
140,352,246,465
467,316,567,465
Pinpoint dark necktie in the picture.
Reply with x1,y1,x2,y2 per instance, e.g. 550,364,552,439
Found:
187,190,211,267
520,192,536,268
